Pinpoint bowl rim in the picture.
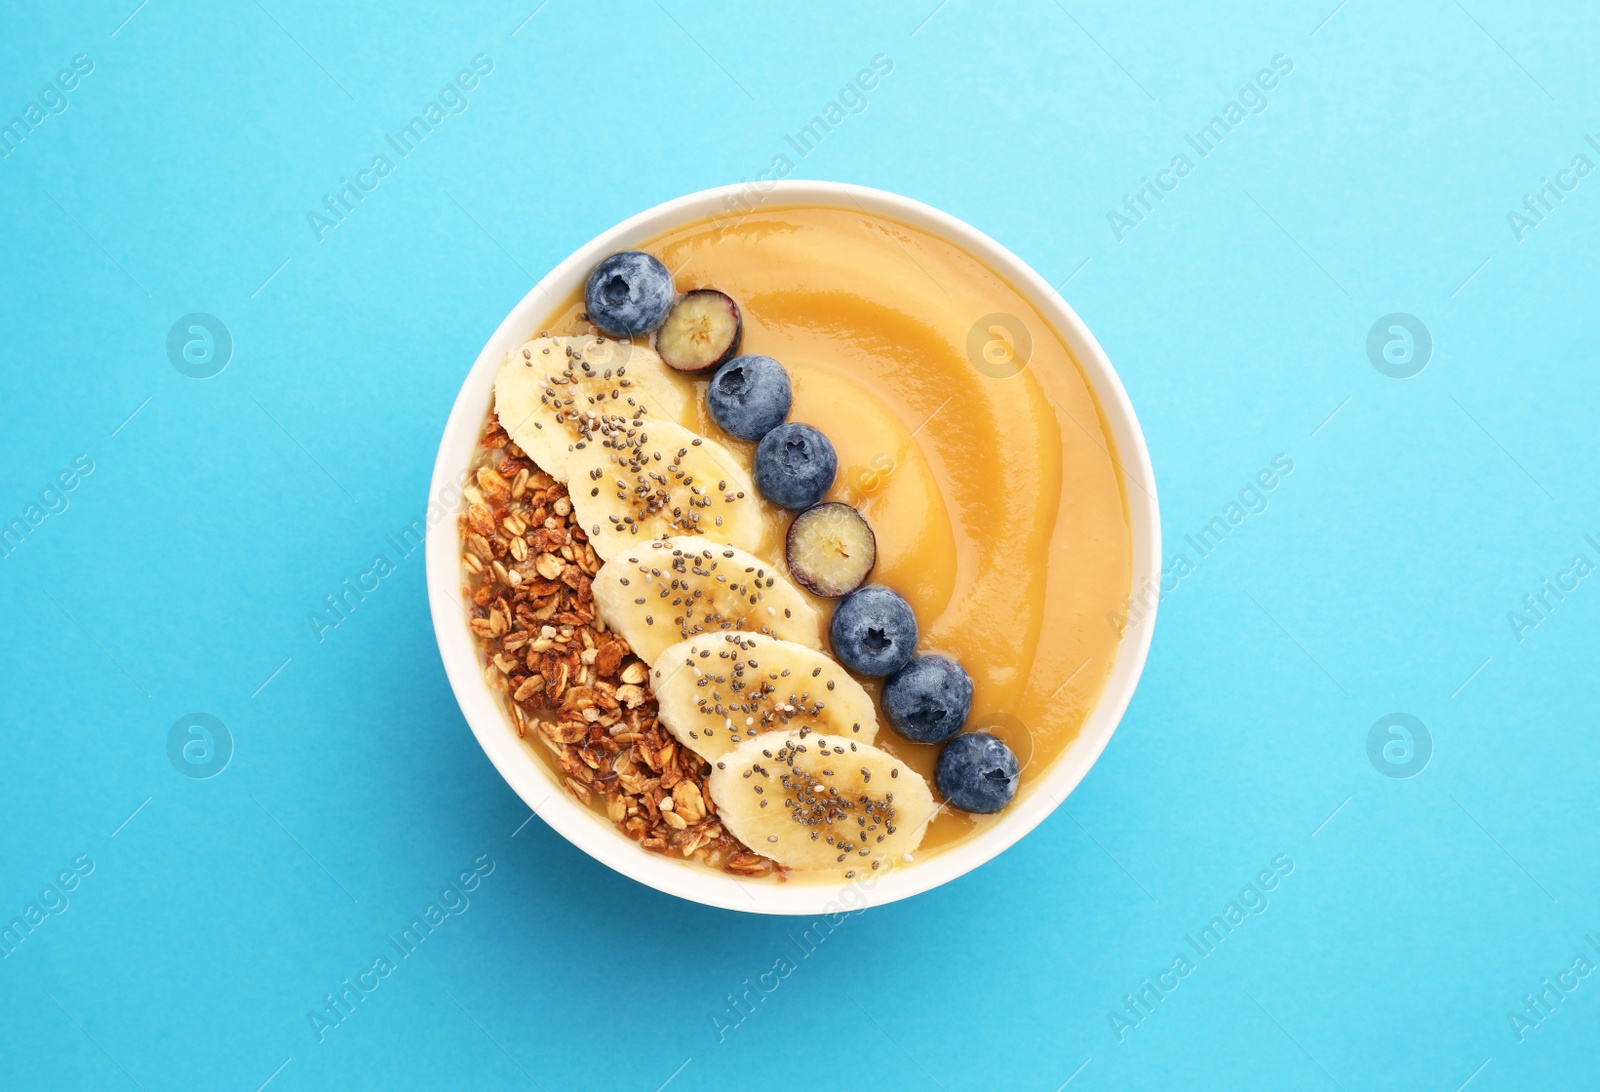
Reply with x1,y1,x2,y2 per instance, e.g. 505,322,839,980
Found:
425,180,1160,915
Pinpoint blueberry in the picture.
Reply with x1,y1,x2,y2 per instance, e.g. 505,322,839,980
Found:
708,355,792,441
882,655,972,743
829,585,917,676
935,732,1019,813
754,422,836,510
584,251,673,337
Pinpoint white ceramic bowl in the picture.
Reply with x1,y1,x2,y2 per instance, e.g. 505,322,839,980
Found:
426,181,1159,915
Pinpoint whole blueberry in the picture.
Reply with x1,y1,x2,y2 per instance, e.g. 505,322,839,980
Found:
584,251,673,337
829,585,917,676
882,655,972,743
936,732,1019,813
754,422,836,510
708,355,792,441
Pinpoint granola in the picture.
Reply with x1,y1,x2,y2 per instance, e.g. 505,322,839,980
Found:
460,410,779,878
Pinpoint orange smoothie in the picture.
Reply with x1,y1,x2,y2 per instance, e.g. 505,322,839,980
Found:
518,206,1133,856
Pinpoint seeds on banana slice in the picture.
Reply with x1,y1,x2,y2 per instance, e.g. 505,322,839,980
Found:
591,536,822,663
707,731,936,874
492,335,692,484
567,419,763,561
651,632,877,760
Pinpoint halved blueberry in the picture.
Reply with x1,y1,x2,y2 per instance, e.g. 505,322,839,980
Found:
829,584,917,676
882,655,972,743
584,251,673,337
708,354,791,440
655,289,742,372
755,422,836,510
935,732,1019,813
787,502,875,598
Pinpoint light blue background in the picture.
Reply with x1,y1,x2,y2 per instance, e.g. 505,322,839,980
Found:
2,1,1596,1088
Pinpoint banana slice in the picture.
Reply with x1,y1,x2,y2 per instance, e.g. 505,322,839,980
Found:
707,731,937,874
567,419,763,560
651,632,877,760
591,536,822,662
493,335,692,484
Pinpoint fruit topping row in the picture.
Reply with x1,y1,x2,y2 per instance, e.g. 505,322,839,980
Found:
584,249,1026,819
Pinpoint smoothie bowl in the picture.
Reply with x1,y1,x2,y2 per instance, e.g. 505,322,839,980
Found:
426,182,1159,914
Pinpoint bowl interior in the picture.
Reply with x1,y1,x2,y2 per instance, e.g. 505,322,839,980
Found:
425,181,1160,914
